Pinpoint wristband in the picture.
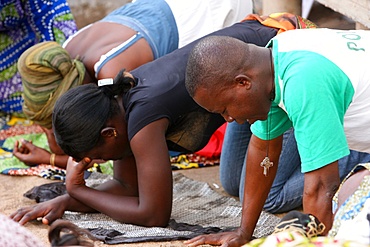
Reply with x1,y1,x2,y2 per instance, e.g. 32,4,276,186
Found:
50,153,56,167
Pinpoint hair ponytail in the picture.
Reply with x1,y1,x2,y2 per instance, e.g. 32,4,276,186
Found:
113,68,137,93
98,69,136,98
49,220,95,246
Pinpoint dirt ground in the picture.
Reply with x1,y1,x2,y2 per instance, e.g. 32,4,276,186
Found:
1,166,223,247
0,2,357,247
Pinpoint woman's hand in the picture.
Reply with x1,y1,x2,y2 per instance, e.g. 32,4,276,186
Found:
65,157,94,195
13,139,51,166
184,228,250,247
10,195,69,225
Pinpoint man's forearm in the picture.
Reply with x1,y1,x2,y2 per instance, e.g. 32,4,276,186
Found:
303,161,340,234
240,134,283,240
303,188,334,234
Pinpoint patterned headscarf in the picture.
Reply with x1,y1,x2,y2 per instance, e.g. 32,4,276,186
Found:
243,12,317,34
18,41,85,129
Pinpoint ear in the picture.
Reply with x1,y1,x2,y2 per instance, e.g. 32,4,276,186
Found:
234,74,252,89
100,127,117,138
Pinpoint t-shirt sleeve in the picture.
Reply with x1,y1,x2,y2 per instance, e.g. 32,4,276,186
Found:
254,51,352,172
251,104,292,140
127,100,170,141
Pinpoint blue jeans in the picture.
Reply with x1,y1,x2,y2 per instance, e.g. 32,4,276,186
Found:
220,121,370,213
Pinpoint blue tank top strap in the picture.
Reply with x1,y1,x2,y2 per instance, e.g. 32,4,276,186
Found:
94,32,143,78
99,0,179,59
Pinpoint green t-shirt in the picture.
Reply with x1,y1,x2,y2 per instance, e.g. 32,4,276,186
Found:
252,28,370,173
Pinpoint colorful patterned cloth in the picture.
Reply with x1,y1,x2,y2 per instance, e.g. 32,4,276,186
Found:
329,163,370,244
243,12,317,34
0,115,61,178
170,154,220,170
0,0,77,114
170,123,225,170
243,231,368,247
243,211,367,247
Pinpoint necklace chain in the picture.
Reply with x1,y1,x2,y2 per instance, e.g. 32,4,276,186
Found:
260,49,275,176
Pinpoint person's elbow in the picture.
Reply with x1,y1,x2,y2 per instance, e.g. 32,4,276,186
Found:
304,163,340,202
145,217,170,227
304,178,339,200
140,209,171,227
114,206,171,227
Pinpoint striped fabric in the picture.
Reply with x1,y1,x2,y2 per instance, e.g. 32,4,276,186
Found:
18,41,85,128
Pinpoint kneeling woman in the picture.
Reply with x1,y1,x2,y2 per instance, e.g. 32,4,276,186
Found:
10,15,318,227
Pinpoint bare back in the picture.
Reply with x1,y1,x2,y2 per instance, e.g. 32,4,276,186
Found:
64,22,154,83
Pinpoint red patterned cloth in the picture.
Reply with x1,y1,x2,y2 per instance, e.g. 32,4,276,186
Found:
0,124,43,140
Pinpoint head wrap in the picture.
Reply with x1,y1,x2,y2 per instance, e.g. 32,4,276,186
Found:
18,41,85,129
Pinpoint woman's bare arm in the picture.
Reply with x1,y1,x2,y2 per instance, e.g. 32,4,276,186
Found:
66,118,173,227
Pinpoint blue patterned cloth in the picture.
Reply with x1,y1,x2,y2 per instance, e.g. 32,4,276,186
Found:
329,163,370,238
0,0,77,114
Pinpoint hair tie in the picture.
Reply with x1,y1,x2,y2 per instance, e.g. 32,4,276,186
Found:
97,78,115,98
98,78,114,87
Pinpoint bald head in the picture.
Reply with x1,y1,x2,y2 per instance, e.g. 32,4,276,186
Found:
185,36,251,97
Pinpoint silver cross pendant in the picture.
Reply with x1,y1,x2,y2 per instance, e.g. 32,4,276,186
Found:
260,157,273,176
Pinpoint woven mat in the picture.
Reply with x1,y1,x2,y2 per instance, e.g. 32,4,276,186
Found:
63,172,280,244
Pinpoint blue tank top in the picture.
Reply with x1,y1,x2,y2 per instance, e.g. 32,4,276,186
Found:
95,0,179,77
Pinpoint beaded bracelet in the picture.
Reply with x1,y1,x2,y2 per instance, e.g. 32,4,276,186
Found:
50,153,56,167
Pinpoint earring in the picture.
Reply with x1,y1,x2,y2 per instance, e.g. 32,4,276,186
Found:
100,127,118,138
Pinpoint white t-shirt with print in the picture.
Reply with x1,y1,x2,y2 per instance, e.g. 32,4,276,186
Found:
252,28,370,172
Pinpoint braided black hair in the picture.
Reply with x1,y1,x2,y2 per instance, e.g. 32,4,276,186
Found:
52,69,136,159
